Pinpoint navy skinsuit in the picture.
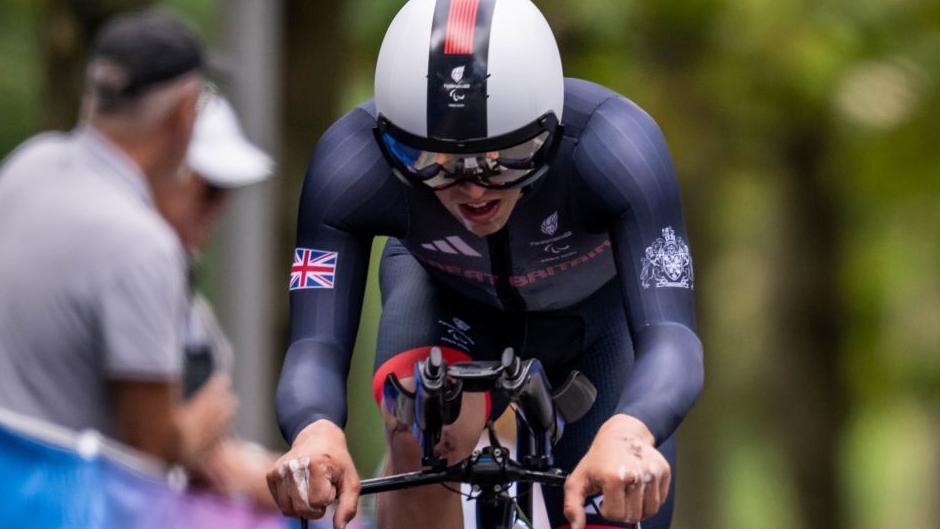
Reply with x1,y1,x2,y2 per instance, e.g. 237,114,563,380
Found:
277,78,704,529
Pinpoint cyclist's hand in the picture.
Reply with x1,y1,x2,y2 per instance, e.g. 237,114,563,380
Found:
563,414,670,529
266,419,361,529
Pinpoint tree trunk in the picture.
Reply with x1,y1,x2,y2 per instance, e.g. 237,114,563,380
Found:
281,0,347,216
39,0,153,129
771,125,847,529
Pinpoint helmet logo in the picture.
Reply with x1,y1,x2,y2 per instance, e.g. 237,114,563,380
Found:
445,65,470,104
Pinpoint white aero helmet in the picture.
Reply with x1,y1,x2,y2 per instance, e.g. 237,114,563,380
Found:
374,0,564,190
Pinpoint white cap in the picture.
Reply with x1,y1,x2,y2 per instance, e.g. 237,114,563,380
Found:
187,94,273,187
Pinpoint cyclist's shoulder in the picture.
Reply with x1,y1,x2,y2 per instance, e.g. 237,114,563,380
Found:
563,80,676,207
299,100,407,230
563,78,660,143
304,99,388,186
562,78,619,119
309,101,379,156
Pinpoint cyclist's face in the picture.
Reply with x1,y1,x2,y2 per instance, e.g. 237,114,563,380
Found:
434,181,523,236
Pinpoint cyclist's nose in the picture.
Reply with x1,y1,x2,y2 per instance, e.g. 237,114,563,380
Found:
456,181,488,199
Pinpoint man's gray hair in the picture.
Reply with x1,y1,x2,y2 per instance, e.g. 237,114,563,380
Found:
82,66,203,134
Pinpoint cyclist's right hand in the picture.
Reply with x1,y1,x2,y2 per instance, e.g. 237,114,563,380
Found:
266,419,361,529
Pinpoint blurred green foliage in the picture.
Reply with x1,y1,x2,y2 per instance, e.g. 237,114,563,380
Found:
1,1,937,528
0,1,41,155
337,2,940,529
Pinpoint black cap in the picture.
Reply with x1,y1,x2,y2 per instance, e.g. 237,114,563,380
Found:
88,9,204,103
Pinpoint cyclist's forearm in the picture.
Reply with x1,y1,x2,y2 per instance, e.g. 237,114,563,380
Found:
616,322,703,445
276,338,351,443
281,232,369,442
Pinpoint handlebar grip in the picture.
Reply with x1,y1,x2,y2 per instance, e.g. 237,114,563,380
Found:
426,346,443,377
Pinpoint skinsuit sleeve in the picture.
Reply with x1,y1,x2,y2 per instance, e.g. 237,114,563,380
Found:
276,106,407,443
574,95,704,445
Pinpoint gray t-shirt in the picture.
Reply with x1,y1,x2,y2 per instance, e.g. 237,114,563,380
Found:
0,126,187,436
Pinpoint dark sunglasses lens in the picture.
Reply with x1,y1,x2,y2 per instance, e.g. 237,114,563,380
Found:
381,124,556,190
203,184,225,202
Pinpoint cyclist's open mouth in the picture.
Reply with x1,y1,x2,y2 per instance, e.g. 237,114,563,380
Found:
458,200,500,222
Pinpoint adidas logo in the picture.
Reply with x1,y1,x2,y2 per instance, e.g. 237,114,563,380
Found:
420,236,482,258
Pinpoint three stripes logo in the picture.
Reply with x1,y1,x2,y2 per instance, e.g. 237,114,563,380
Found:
420,235,482,258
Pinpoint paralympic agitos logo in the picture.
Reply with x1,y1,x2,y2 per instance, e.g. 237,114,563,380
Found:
444,65,471,106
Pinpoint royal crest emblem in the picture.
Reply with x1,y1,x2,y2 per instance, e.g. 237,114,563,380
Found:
541,211,559,236
640,227,693,289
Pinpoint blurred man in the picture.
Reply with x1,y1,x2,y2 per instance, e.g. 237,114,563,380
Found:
0,10,234,466
152,92,279,509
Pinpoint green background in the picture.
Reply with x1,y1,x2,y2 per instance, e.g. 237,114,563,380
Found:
1,1,937,528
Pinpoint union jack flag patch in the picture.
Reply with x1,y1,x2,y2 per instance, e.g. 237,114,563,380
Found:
290,248,338,290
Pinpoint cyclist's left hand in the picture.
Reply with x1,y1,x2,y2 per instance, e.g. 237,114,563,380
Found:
563,414,670,529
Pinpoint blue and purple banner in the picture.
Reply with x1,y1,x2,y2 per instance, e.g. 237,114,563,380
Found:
0,410,360,529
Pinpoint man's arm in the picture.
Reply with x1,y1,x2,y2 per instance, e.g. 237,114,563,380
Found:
274,104,405,443
269,106,407,526
564,94,703,528
100,230,235,462
575,94,704,444
271,149,372,526
275,225,371,443
113,375,235,464
113,380,183,461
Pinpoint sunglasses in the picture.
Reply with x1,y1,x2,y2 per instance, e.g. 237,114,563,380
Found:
200,181,227,203
375,113,562,190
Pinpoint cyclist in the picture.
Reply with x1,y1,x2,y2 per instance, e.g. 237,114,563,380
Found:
268,1,704,528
